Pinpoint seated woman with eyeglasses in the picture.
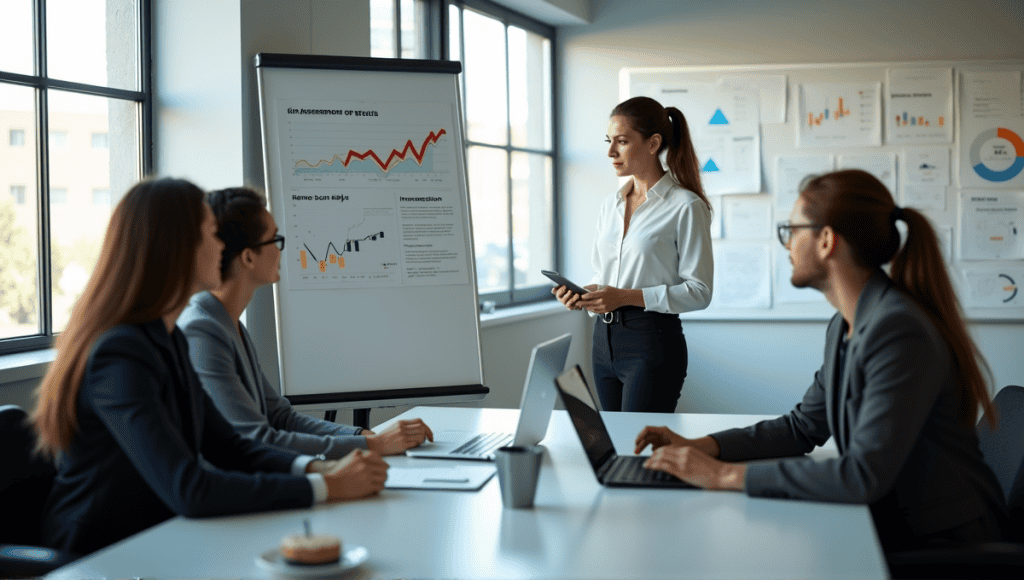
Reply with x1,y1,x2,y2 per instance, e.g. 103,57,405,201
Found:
33,178,389,555
178,187,433,460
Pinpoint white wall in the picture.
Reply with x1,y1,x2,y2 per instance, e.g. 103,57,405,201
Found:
153,0,244,189
558,0,1024,413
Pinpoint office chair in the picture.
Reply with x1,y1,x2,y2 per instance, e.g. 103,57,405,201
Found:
886,385,1024,579
0,405,79,577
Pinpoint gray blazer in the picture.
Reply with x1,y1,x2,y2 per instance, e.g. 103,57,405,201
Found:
179,291,367,459
711,270,1005,539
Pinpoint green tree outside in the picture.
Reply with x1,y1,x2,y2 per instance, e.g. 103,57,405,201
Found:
0,199,38,330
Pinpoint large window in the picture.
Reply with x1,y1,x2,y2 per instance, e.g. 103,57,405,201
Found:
0,0,151,354
371,0,557,308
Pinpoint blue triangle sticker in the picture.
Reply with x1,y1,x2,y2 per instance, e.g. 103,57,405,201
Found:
709,109,729,125
702,158,720,172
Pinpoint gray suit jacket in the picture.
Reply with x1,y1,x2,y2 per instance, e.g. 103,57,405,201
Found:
711,271,1005,538
179,291,367,459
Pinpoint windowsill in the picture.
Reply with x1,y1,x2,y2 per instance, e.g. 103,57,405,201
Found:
479,300,576,329
0,348,56,385
0,302,575,384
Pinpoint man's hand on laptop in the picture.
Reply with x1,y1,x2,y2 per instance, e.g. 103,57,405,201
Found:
634,427,741,490
633,425,687,453
322,449,389,500
365,418,435,455
634,426,722,457
643,446,746,491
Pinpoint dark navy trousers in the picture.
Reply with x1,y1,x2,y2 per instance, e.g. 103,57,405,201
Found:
591,307,687,413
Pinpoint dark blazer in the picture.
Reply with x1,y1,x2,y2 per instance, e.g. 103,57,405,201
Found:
711,271,1006,545
178,291,366,458
42,320,314,554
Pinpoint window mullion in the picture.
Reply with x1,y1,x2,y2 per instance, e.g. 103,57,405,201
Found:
36,0,46,78
458,4,466,110
140,0,153,173
503,21,513,301
37,88,52,339
548,36,559,279
394,0,402,58
36,0,53,339
433,0,445,60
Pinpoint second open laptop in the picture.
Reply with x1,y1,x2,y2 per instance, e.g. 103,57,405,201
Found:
405,333,572,461
554,365,695,488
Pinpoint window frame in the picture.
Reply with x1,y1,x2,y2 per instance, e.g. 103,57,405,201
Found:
0,0,153,355
452,0,559,308
372,0,443,60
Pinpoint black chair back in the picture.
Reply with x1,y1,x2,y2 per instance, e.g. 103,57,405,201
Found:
977,386,1024,540
0,405,56,546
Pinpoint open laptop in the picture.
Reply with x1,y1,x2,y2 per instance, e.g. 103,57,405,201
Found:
406,333,572,461
554,365,695,488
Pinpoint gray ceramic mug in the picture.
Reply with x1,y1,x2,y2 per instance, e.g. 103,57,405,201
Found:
495,445,544,509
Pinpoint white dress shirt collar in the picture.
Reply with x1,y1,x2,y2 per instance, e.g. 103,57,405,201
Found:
615,172,675,202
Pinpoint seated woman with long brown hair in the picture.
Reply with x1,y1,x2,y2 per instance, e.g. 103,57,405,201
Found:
33,178,388,555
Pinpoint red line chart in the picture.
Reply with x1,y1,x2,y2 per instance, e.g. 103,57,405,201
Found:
294,129,447,173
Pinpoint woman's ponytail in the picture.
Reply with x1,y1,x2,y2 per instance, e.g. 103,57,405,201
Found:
664,106,710,211
890,207,996,428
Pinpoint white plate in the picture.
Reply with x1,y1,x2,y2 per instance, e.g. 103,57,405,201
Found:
255,545,368,578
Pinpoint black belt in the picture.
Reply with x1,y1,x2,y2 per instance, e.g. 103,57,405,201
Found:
599,306,676,324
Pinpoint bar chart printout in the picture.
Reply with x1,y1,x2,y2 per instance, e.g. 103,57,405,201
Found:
278,100,470,290
885,68,954,144
798,82,882,148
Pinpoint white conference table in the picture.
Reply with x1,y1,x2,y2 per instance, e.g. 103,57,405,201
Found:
48,406,888,579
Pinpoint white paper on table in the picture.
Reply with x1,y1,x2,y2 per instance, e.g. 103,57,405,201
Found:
639,81,761,195
837,152,897,195
798,82,882,148
719,74,788,124
959,191,1024,260
958,70,1024,189
723,196,772,240
885,68,954,145
904,146,951,186
384,465,496,490
960,265,1024,308
902,185,946,211
711,243,771,309
774,245,828,305
774,155,834,214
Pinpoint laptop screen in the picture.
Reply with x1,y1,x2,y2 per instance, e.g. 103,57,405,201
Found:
513,333,571,446
554,365,616,472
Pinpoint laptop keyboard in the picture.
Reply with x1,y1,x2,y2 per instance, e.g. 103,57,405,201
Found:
606,456,682,484
451,432,514,457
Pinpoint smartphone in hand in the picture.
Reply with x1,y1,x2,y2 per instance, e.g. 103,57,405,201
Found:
541,270,589,295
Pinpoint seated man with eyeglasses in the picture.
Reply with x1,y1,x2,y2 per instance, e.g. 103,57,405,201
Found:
633,169,1007,553
179,187,433,463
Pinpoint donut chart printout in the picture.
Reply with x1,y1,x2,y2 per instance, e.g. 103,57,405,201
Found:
959,191,1024,261
970,127,1024,182
961,266,1024,308
959,69,1024,188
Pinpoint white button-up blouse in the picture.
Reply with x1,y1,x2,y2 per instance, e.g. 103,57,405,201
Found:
589,173,714,315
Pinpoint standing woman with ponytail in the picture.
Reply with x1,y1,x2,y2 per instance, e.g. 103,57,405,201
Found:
554,96,713,413
634,169,1006,553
